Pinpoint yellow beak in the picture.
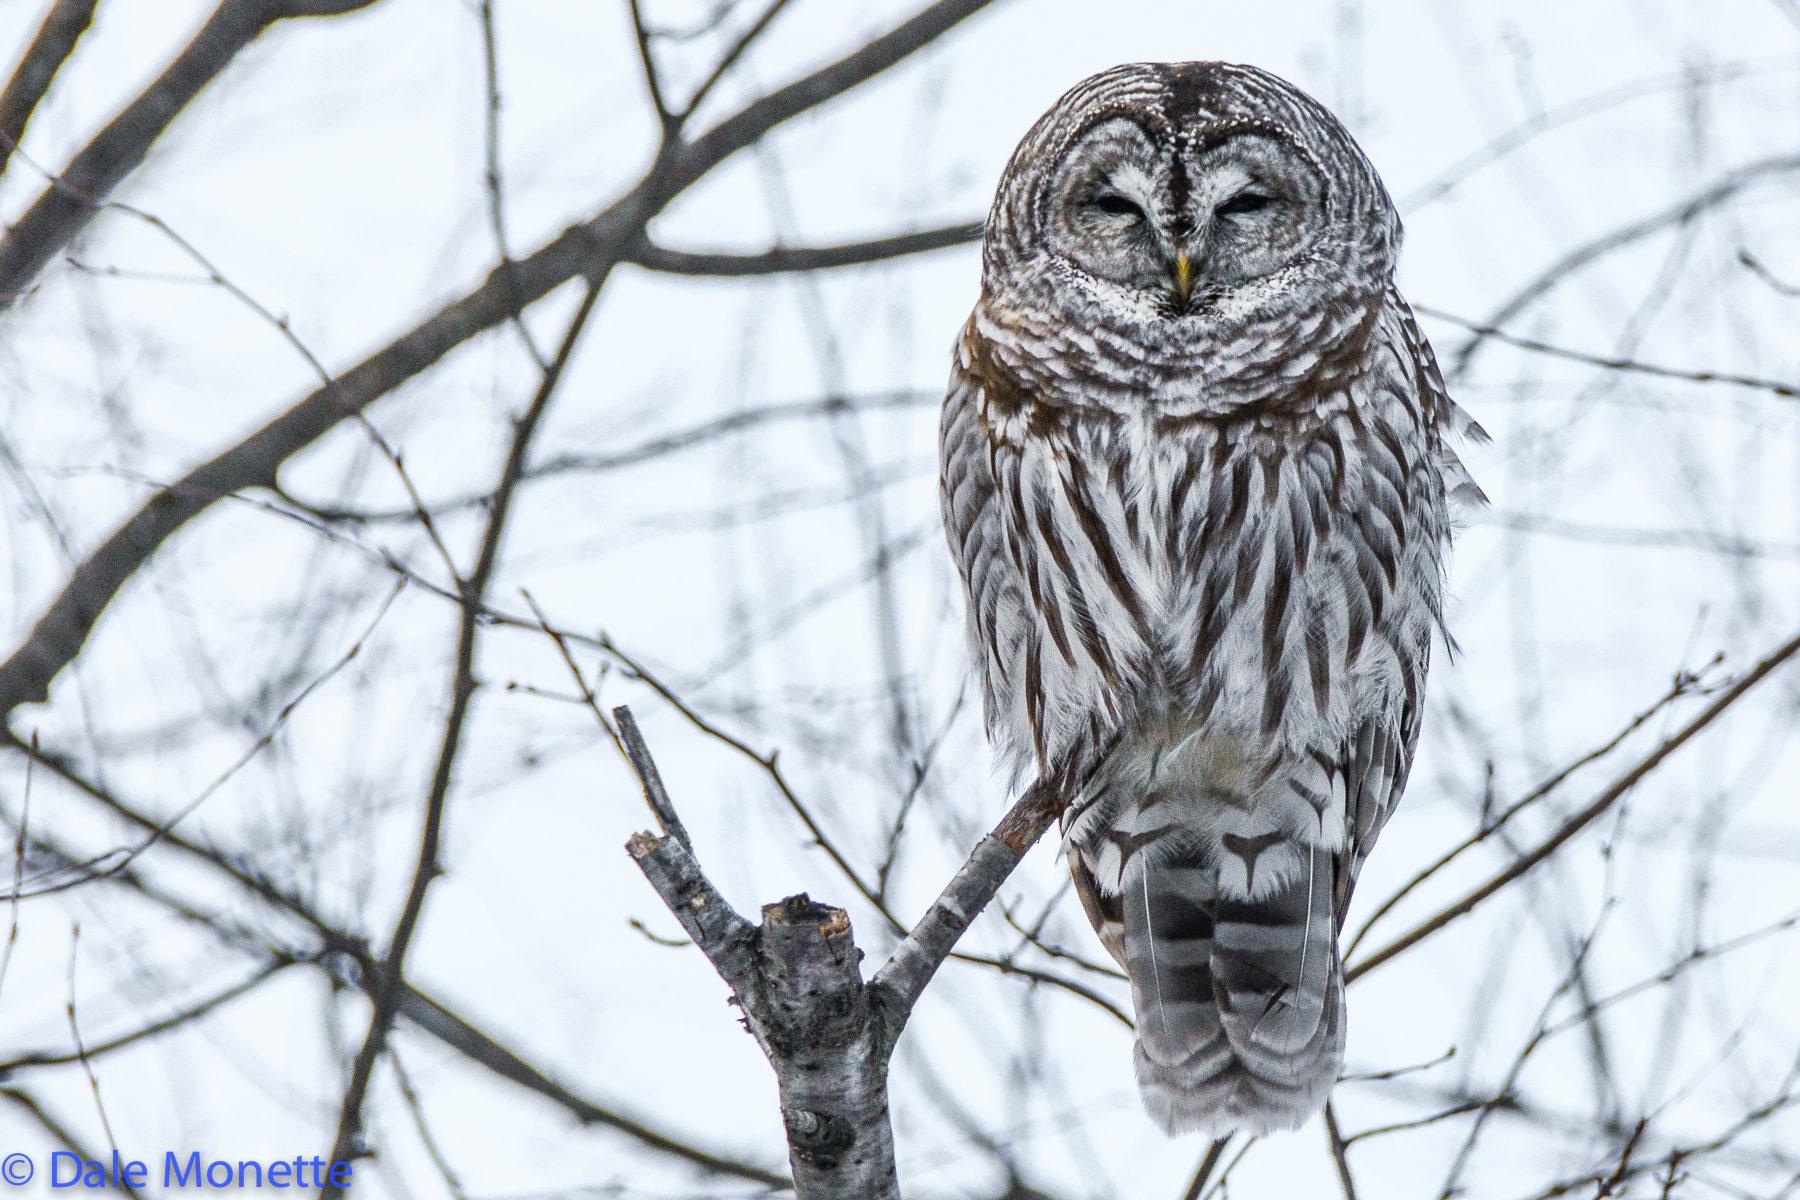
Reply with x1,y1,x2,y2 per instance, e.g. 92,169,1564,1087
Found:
1173,250,1192,302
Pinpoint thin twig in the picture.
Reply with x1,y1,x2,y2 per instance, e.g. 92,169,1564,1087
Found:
276,390,936,525
390,1051,469,1200
679,0,795,119
1538,908,1800,1041
517,586,629,759
3,959,296,1071
600,634,909,934
612,705,693,852
1324,1102,1360,1200
1446,151,1800,378
0,730,31,1002
1340,1098,1487,1146
1338,1046,1456,1084
0,1088,144,1200
1183,1138,1231,1200
627,0,675,130
1438,907,1615,1197
627,916,691,947
321,283,602,1191
0,581,405,900
1419,304,1797,398
65,922,119,1155
479,0,546,370
1348,625,1800,982
1739,248,1800,296
1596,1120,1650,1198
947,951,1133,1027
1345,671,1700,959
997,899,1127,980
1484,511,1800,560
1396,62,1790,212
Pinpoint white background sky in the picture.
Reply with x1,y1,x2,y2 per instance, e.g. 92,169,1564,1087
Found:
2,1,1799,1197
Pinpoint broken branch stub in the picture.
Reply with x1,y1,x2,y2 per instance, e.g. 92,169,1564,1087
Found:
626,834,899,1199
620,722,1064,1198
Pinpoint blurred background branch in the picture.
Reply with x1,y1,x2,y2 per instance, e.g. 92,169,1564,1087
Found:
1,1,1797,1197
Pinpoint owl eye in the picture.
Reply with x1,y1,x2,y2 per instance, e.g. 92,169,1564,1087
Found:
1216,192,1274,217
1089,193,1145,220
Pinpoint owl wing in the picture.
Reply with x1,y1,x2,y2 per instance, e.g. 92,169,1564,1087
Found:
940,327,1035,781
1333,290,1482,923
1334,712,1418,929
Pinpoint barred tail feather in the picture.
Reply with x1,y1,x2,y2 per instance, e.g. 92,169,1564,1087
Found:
1107,844,1344,1138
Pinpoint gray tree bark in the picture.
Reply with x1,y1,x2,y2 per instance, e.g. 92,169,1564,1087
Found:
619,707,1063,1199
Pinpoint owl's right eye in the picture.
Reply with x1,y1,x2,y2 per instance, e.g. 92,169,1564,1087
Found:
1089,194,1145,220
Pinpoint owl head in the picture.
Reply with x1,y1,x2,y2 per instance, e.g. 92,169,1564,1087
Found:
982,63,1400,370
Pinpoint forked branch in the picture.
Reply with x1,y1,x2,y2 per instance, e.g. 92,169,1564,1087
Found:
618,707,1062,1199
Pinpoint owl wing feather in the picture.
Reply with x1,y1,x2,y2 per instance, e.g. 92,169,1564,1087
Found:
941,332,1040,780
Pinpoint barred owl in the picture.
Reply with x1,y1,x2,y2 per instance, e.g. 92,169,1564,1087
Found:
939,62,1485,1138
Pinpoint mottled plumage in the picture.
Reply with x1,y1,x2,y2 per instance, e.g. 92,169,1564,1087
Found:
939,62,1485,1137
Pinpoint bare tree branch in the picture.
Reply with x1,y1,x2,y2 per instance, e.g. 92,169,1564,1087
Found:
1324,1102,1360,1200
626,0,675,132
0,0,1003,723
0,0,382,306
1181,1138,1231,1200
1345,671,1700,960
0,1088,145,1200
479,0,546,371
321,283,601,1189
1348,624,1800,982
1740,247,1800,296
1395,62,1786,213
1484,511,1800,560
625,709,1063,1198
388,983,793,1188
389,1052,469,1200
671,0,1000,183
0,0,100,180
1,959,296,1071
272,390,934,525
613,704,692,852
945,952,1133,1027
1419,304,1798,398
1447,152,1800,378
679,0,795,120
627,222,984,276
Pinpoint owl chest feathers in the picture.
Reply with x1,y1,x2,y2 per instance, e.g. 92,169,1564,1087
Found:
945,299,1455,793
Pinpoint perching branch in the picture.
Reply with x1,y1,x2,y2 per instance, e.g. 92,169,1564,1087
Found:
619,708,1063,1199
